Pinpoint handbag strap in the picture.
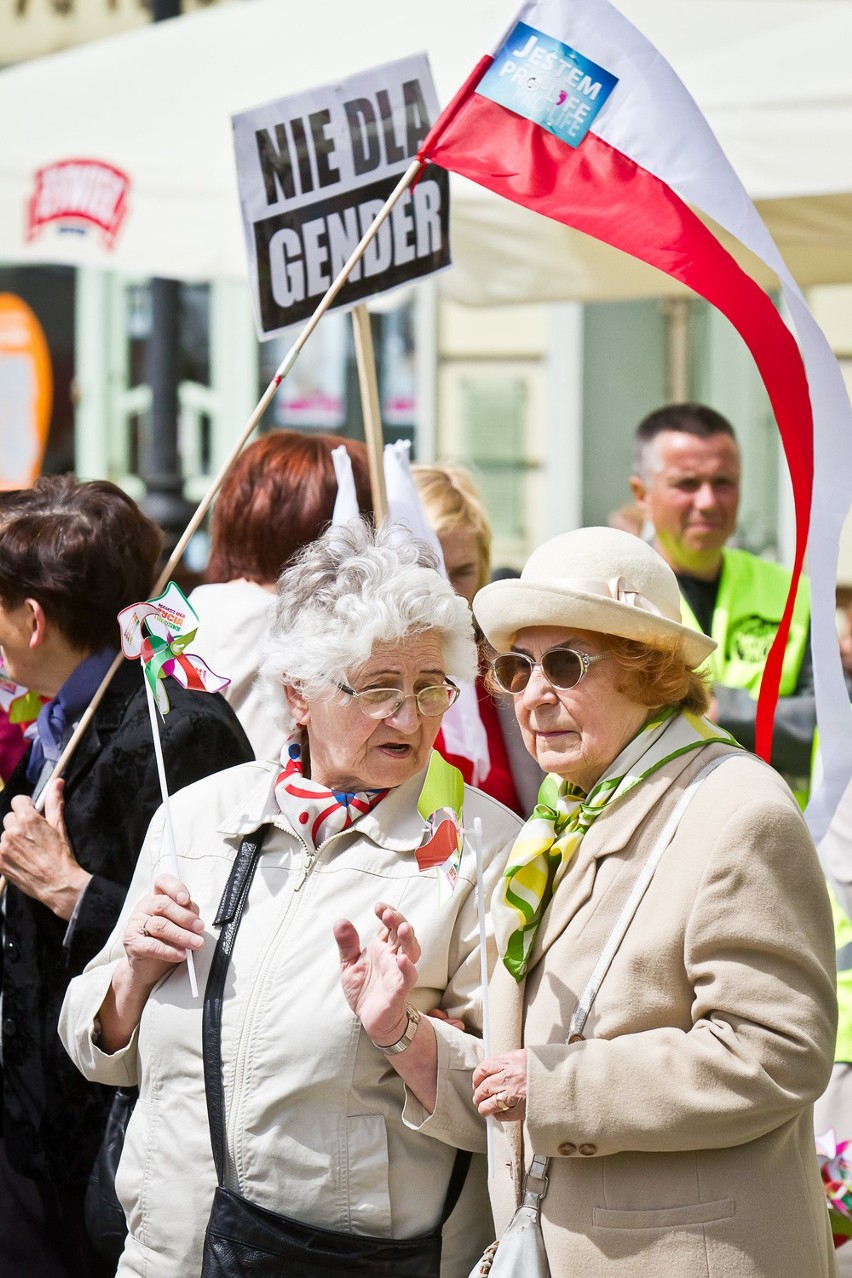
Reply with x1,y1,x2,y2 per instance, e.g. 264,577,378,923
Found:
523,753,732,1205
566,753,731,1042
202,824,471,1226
204,824,271,1183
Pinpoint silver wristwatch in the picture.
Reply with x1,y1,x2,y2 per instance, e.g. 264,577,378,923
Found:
372,1004,421,1055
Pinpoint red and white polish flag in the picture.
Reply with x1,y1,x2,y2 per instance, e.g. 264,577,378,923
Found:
419,0,852,840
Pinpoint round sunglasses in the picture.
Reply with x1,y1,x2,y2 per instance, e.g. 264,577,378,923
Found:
490,647,608,695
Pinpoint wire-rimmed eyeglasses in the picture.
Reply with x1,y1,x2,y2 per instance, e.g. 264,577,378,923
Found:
337,679,460,720
490,647,608,695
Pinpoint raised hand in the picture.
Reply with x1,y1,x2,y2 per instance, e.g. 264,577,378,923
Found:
334,901,421,1046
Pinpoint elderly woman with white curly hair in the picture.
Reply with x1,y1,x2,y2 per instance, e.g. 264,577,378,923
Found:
58,520,522,1278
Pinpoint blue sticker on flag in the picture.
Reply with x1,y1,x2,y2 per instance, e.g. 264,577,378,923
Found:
477,21,618,149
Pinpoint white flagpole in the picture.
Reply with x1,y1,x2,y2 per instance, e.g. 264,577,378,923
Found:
471,815,494,1177
142,673,199,999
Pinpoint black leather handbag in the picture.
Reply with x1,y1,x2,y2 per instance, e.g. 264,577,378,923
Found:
84,1084,138,1265
201,825,471,1278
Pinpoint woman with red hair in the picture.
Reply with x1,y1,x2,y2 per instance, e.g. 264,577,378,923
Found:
190,431,372,760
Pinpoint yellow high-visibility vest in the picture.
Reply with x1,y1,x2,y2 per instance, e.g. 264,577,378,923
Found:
828,884,852,1064
678,547,810,697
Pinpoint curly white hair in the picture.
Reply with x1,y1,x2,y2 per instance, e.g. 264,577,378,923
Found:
258,518,477,733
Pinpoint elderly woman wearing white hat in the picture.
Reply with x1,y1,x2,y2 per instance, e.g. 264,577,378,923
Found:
458,526,837,1277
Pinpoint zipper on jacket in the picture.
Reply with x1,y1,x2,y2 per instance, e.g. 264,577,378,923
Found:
227,827,348,1180
294,823,349,890
294,846,316,891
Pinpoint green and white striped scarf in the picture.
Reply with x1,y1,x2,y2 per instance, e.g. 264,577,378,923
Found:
494,708,740,980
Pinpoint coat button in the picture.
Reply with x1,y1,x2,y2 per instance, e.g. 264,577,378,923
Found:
2,1017,16,1038
579,1143,597,1156
558,1142,577,1155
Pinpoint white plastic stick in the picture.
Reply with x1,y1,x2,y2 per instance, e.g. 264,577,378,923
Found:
143,673,199,999
470,815,494,1178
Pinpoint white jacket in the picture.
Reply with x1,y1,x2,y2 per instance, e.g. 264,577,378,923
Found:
59,757,521,1278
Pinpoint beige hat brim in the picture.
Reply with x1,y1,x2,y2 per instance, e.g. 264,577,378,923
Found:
474,578,716,669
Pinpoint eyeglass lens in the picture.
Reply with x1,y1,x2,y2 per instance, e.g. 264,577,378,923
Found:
492,648,586,694
356,685,456,718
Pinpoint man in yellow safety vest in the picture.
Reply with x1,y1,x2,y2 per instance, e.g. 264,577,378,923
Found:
629,401,815,797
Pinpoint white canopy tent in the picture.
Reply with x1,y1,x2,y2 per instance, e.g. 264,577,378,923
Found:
0,0,850,301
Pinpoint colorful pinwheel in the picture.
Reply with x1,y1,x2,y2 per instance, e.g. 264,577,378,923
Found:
816,1129,852,1247
118,582,229,715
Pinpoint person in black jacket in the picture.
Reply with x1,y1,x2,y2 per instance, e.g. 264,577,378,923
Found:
0,475,253,1278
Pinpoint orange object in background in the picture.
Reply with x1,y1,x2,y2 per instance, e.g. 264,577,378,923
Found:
0,293,52,488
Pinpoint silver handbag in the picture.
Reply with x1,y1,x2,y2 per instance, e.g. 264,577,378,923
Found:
468,1155,550,1277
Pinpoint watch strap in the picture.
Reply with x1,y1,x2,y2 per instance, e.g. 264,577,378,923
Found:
372,1003,421,1055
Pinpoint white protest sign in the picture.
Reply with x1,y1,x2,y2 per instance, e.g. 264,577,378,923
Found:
232,53,450,338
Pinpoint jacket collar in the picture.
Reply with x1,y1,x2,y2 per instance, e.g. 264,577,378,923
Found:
61,659,139,791
525,741,726,977
218,758,432,850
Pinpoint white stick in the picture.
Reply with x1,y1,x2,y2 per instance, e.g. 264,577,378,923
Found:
470,815,494,1179
143,673,199,999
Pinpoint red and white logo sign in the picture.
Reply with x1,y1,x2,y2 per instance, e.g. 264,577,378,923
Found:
26,158,130,248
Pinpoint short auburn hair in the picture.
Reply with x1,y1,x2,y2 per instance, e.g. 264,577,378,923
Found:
205,431,373,585
602,633,711,715
0,474,162,652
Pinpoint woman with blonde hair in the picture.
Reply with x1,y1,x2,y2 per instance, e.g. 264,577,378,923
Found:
412,464,542,816
410,465,492,606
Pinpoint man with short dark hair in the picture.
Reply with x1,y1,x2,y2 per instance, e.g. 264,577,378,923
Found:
0,475,253,1277
629,402,815,792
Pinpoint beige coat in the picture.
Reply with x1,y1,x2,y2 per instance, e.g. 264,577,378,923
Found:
424,740,838,1276
58,758,522,1278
